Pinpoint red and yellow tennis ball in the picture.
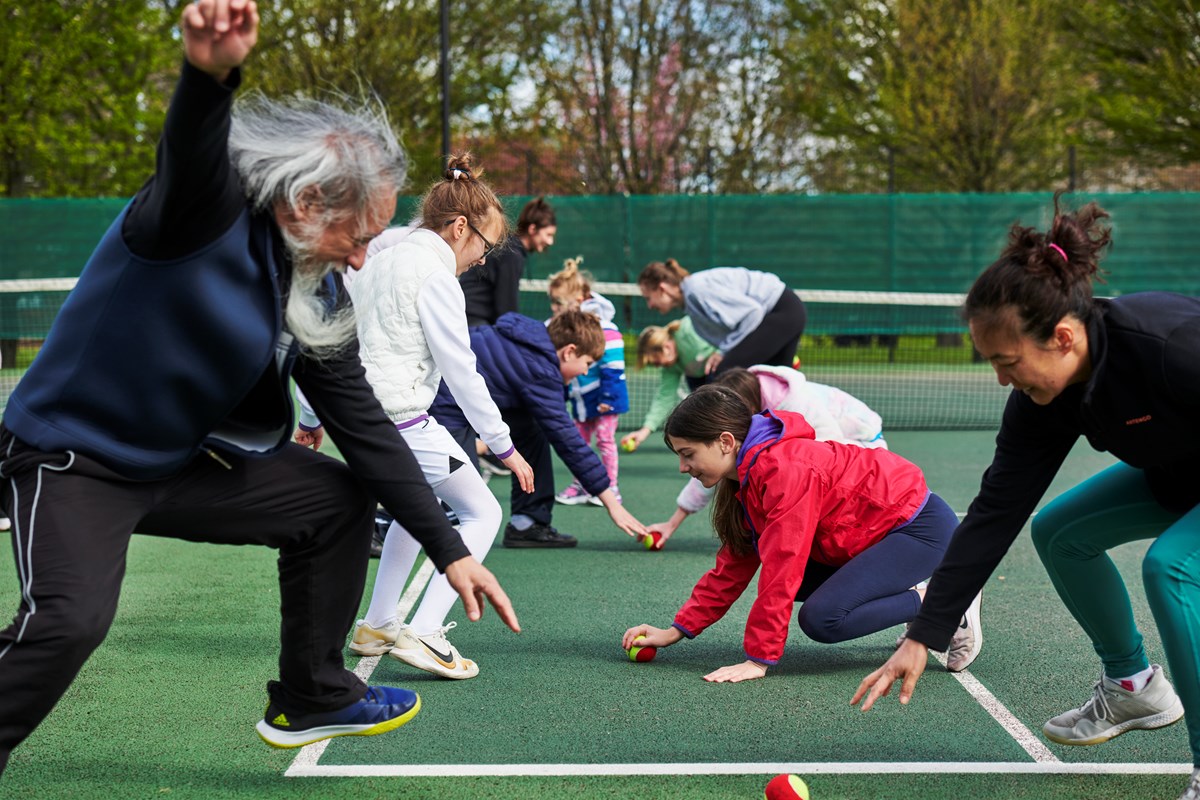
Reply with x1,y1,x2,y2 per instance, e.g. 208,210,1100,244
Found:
627,635,657,662
791,355,802,370
642,530,664,551
621,438,638,453
764,774,810,800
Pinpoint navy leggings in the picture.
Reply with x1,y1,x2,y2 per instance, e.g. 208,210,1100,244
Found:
795,492,958,643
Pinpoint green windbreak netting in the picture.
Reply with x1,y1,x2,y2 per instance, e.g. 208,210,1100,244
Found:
5,193,1200,292
2,193,1199,429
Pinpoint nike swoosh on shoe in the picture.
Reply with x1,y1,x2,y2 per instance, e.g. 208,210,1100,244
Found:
420,639,456,666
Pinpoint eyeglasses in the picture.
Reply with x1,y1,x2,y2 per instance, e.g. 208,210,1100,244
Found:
466,220,498,260
442,218,499,260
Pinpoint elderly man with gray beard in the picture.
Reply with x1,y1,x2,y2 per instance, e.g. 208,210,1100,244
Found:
0,0,519,774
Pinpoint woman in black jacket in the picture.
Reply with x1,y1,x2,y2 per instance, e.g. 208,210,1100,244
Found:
854,196,1200,800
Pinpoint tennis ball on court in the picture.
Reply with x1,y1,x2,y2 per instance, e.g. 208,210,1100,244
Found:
764,774,809,800
642,530,664,551
628,635,657,662
621,438,638,453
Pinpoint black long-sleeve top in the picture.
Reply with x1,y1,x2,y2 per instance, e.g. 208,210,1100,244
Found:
909,292,1200,650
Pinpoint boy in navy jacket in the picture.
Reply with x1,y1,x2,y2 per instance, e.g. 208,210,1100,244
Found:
431,310,646,547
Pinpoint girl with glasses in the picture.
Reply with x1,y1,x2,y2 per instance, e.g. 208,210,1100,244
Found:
301,153,535,680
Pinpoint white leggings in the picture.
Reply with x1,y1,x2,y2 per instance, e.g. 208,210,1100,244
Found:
363,419,502,635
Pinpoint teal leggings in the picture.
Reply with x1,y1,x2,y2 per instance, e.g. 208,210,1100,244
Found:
1032,462,1200,762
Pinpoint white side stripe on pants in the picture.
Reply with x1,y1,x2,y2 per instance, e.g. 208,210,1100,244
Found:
0,451,76,661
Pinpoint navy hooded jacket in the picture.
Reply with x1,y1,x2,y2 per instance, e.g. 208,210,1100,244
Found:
429,313,610,496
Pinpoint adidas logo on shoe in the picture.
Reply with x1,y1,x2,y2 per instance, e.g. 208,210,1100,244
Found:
256,685,421,748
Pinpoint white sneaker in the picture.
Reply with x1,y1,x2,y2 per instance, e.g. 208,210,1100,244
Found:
1042,664,1184,746
0,517,10,532
348,619,400,657
1180,769,1200,800
946,591,982,672
389,622,479,680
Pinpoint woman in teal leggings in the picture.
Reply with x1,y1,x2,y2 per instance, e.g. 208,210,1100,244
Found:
1034,463,1199,743
853,195,1200,800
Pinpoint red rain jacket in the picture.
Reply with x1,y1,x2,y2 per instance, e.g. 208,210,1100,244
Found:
673,410,928,664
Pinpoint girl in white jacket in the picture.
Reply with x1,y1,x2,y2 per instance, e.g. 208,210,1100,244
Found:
302,154,533,679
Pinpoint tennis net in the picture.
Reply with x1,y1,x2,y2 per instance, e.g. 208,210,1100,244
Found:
0,278,1008,430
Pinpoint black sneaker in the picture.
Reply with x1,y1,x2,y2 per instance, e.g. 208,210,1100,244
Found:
502,521,577,548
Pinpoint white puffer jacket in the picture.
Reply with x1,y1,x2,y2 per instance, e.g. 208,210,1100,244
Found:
349,228,513,455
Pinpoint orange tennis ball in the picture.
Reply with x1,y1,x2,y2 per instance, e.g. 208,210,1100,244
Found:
642,531,664,551
764,774,809,800
628,635,657,662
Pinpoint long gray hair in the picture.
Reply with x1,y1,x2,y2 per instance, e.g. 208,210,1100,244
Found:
229,92,407,357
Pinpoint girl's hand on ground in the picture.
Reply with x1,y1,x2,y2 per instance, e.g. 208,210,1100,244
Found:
851,638,929,711
501,450,535,493
703,660,767,683
622,624,682,650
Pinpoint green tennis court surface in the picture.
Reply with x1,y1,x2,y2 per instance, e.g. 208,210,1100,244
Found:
1,432,1193,799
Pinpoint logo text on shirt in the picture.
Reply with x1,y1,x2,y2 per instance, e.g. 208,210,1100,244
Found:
1125,415,1152,426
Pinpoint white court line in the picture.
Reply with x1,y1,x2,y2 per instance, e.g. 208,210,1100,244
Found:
929,652,1058,762
285,511,1080,779
287,761,1193,778
286,558,435,775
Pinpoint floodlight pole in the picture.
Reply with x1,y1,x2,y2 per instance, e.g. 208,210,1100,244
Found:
440,0,451,162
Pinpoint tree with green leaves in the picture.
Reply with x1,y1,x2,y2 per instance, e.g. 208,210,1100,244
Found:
777,0,1085,192
0,1,176,197
1081,0,1200,167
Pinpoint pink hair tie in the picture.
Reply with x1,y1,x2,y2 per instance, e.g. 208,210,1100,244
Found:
1048,243,1068,263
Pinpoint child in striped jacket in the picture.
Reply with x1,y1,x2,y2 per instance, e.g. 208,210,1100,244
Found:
547,257,630,505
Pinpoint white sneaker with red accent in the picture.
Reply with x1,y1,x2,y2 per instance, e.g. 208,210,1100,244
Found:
1043,664,1183,746
389,622,479,680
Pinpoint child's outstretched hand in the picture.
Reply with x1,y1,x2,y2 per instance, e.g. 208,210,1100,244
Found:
596,489,648,538
703,660,767,683
621,428,651,452
501,449,535,493
622,624,682,651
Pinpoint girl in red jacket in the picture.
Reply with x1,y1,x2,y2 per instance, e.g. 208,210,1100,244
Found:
622,385,976,682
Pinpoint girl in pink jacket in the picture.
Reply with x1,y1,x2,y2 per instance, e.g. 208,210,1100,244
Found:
623,385,979,682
